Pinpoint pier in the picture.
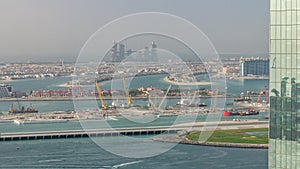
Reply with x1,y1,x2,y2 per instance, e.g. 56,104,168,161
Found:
0,120,268,142
0,126,180,142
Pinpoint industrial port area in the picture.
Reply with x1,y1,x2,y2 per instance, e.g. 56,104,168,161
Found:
0,42,270,147
0,54,270,123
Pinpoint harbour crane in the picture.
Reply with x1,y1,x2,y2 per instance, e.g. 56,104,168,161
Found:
158,85,172,111
122,77,132,107
256,90,263,103
211,88,219,113
248,92,259,114
249,92,254,110
95,81,109,110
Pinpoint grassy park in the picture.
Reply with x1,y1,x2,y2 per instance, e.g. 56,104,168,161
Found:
186,128,269,144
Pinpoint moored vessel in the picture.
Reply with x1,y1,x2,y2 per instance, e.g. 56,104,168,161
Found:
9,103,38,114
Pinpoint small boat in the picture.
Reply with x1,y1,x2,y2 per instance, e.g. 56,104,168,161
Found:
234,96,251,102
13,119,24,125
198,103,207,107
226,102,234,106
176,99,190,106
223,111,232,116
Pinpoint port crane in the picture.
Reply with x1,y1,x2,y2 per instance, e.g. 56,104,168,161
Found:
248,92,254,110
211,88,219,113
248,92,259,114
253,90,264,112
122,77,132,107
256,90,264,103
158,85,172,110
95,81,109,110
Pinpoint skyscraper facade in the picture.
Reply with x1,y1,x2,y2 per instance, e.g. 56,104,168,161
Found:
269,0,300,168
0,84,12,98
239,57,269,77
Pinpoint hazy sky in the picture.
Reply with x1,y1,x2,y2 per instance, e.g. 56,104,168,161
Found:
0,0,269,63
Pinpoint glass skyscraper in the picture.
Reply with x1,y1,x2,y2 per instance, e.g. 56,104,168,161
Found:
269,0,300,168
239,57,270,77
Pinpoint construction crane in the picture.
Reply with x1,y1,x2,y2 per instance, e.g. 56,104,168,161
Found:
158,85,172,110
249,92,254,109
122,77,132,107
95,81,108,110
257,90,263,103
248,92,258,113
211,88,219,113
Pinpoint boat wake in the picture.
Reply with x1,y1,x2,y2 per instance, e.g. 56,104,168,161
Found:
38,159,64,163
107,116,118,121
110,160,143,169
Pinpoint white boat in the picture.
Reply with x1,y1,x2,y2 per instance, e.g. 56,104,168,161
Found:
13,119,24,125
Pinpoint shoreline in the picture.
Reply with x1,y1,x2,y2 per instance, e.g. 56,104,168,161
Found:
154,137,268,149
1,117,269,148
0,95,236,102
163,77,211,86
237,76,269,80
58,75,213,88
154,120,269,149
154,133,268,149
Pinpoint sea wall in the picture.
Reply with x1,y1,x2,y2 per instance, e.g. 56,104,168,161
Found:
153,137,269,149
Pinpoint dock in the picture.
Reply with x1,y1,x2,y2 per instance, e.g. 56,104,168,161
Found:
0,120,268,142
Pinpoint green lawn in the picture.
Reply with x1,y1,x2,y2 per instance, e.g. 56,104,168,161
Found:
186,128,269,144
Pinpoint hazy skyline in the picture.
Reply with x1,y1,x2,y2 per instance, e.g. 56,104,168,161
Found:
0,0,269,63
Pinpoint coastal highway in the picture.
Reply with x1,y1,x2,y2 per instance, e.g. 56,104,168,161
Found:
0,120,268,141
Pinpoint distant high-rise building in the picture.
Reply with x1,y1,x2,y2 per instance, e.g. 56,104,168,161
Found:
0,84,12,98
149,41,158,61
269,0,300,168
118,43,125,60
126,49,133,57
150,41,157,49
239,57,269,77
110,41,157,62
111,41,126,62
143,46,150,59
111,40,119,62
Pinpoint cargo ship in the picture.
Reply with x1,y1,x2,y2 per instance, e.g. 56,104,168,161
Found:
223,107,259,117
9,103,38,114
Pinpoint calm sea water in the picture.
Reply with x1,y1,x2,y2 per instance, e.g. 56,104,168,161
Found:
4,74,268,95
0,138,268,169
0,75,269,168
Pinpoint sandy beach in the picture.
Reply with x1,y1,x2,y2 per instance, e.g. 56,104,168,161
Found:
163,77,211,86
